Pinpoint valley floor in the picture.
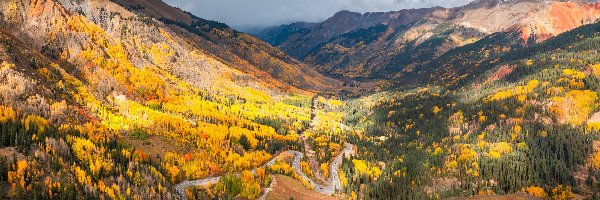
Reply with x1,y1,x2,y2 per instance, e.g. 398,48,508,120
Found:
266,175,338,200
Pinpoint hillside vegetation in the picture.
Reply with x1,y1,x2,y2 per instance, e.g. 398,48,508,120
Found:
0,0,599,200
0,0,345,199
257,0,600,82
338,18,600,200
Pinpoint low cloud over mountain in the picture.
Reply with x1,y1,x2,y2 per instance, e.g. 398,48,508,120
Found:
164,0,472,29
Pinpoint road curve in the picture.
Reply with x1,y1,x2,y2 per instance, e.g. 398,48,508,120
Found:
291,143,355,195
175,95,355,199
174,154,280,199
174,143,355,199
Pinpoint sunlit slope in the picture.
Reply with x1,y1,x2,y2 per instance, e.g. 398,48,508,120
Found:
0,0,338,199
257,0,600,82
110,0,342,93
339,20,600,199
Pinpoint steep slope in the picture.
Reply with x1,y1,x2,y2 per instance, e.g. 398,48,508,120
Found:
258,0,600,80
0,25,182,198
2,0,600,199
341,18,600,199
0,0,346,199
109,0,342,93
254,22,317,47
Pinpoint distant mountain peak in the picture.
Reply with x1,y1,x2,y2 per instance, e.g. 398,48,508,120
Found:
333,10,358,15
466,0,590,7
465,0,549,7
330,10,361,19
257,0,600,81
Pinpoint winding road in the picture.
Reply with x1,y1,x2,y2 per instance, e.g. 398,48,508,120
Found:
174,95,355,199
292,143,355,195
174,154,281,199
174,143,355,199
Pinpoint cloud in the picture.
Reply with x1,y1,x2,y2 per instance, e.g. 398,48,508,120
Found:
164,0,472,30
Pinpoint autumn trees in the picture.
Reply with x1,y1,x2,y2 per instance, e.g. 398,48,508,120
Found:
0,14,319,199
2,6,327,200
550,89,598,125
341,38,600,198
0,109,175,199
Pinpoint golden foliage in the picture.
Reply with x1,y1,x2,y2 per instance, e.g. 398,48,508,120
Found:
591,150,600,170
149,43,175,66
225,151,273,172
8,160,27,188
267,162,295,176
0,105,16,122
321,162,330,178
588,122,600,131
67,135,114,177
563,69,586,80
433,106,442,114
433,147,444,156
487,80,539,102
5,1,21,24
526,186,547,199
352,159,381,179
551,185,574,200
591,64,600,76
239,170,261,199
339,169,348,187
300,161,313,177
23,115,49,132
550,90,598,125
489,142,512,159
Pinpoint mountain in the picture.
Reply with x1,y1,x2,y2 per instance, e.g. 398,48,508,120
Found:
11,0,342,95
118,0,343,93
256,0,600,80
253,22,317,47
1,0,600,200
343,18,600,199
0,0,344,199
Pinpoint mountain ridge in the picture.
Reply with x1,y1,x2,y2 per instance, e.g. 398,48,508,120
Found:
255,0,600,82
72,0,343,94
0,0,600,199
0,1,349,199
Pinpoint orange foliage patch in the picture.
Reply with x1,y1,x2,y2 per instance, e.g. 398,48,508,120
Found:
550,90,598,125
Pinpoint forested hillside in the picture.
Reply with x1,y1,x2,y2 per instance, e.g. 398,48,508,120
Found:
339,19,600,199
108,0,342,93
0,0,345,199
0,0,599,199
257,0,600,82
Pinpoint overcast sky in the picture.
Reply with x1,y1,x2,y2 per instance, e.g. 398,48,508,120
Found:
164,0,472,31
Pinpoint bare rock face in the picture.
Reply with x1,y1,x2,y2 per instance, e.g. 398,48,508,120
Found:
456,0,600,43
257,0,600,81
